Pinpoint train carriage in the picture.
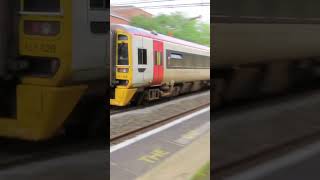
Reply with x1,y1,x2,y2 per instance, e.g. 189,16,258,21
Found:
110,24,210,106
213,0,320,106
0,0,108,140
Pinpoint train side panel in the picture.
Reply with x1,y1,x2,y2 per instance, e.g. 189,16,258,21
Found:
72,0,107,82
214,23,320,66
163,42,210,83
131,35,154,87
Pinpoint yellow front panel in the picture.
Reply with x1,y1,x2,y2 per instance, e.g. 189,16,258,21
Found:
110,30,138,106
19,0,72,86
0,84,87,141
116,71,131,80
115,30,133,88
110,88,137,106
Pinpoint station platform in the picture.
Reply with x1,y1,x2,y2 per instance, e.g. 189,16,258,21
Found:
0,149,107,180
228,139,320,180
214,89,320,179
110,106,210,180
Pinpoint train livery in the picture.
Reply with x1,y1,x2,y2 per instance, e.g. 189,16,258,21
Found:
110,24,210,106
0,0,107,140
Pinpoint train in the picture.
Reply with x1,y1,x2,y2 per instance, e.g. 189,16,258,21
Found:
0,0,107,140
213,0,320,106
109,24,210,106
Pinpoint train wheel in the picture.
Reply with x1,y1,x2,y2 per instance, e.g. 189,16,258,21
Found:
132,92,146,106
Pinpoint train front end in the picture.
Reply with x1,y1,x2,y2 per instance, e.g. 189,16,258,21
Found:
110,27,137,106
0,0,86,141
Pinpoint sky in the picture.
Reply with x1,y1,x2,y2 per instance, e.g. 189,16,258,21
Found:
110,0,210,23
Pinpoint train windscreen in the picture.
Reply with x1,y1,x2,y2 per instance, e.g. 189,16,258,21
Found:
118,43,128,65
23,0,60,12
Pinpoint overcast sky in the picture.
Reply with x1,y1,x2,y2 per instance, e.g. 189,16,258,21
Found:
110,0,210,23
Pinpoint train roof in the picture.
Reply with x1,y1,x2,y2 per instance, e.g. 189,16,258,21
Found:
111,24,210,52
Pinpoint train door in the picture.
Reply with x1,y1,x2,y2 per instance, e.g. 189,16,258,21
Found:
72,0,108,81
152,40,164,85
134,36,145,84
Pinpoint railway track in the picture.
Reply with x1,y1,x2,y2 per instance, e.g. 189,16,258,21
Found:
110,89,209,116
110,102,210,144
213,86,320,179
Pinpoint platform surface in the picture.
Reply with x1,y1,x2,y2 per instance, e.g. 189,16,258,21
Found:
110,107,210,180
227,140,320,180
0,149,107,180
214,89,320,179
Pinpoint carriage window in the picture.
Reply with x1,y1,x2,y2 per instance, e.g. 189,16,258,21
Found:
23,0,60,12
170,53,183,60
91,22,108,34
167,49,209,69
118,43,128,65
138,49,147,65
90,0,108,9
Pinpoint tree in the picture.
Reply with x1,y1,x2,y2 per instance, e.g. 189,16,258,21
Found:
130,12,210,46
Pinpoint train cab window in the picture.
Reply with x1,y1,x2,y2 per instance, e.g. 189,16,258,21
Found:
23,0,60,12
118,43,129,65
118,35,128,41
90,0,108,9
138,49,147,65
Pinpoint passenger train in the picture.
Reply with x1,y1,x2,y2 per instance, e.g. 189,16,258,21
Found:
109,24,210,106
213,0,320,106
0,0,107,140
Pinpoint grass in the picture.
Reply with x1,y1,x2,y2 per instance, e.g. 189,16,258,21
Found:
191,161,210,180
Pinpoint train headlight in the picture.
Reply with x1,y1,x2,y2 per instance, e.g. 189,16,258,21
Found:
24,21,60,36
117,68,129,73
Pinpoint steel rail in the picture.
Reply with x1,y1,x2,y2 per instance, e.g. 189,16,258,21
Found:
110,103,210,143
